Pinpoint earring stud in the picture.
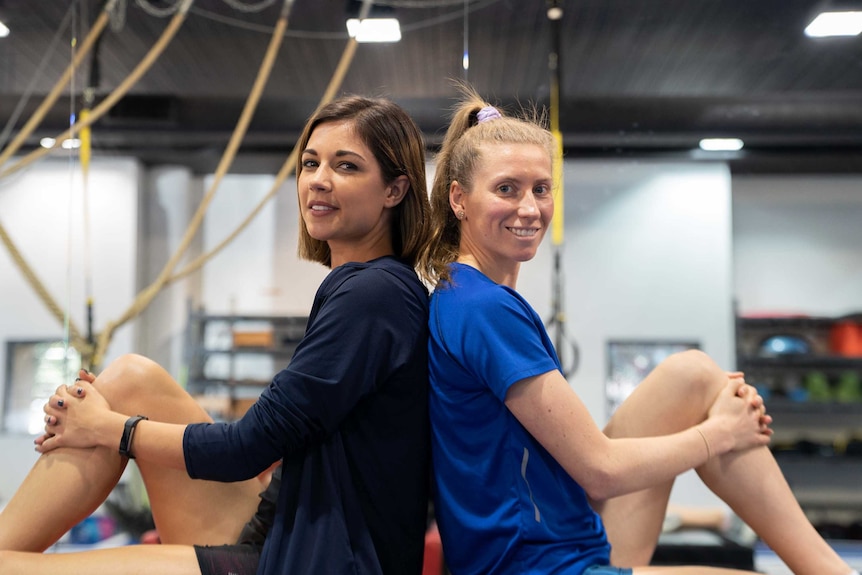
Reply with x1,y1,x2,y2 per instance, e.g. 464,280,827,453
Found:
456,211,465,220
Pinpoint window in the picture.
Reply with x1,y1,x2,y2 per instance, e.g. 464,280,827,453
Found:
4,341,81,434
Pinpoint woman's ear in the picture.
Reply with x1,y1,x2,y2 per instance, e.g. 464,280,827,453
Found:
449,180,465,217
384,175,409,208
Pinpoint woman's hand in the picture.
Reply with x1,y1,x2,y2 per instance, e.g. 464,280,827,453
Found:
34,370,95,445
704,375,773,455
728,371,772,429
35,373,115,453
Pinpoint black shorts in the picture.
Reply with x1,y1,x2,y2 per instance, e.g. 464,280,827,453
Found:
194,543,262,575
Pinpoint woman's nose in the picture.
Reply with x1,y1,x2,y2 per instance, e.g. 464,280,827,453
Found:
518,192,538,215
308,166,331,191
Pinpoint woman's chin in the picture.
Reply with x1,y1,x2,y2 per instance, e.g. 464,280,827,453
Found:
512,249,539,263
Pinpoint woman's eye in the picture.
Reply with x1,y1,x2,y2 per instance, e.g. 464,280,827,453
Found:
498,184,513,194
534,184,551,195
301,159,318,169
338,161,358,171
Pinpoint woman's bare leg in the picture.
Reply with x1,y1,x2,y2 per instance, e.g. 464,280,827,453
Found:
0,544,200,575
594,350,717,566
0,354,263,551
594,350,851,575
696,436,846,575
663,504,729,533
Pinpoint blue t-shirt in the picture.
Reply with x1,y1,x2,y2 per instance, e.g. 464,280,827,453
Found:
429,263,610,575
183,256,430,575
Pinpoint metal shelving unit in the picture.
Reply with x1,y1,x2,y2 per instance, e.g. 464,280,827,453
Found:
736,315,862,532
184,308,307,419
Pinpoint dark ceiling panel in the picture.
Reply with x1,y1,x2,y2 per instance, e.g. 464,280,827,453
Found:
0,0,860,174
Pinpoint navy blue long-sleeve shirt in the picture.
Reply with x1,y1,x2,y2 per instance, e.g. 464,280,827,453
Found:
183,256,430,575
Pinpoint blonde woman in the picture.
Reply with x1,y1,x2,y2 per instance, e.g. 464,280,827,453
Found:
418,88,856,575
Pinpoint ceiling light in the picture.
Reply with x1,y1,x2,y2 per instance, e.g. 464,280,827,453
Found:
699,138,744,151
547,7,563,20
346,18,401,43
804,11,862,37
0,20,9,38
40,137,81,150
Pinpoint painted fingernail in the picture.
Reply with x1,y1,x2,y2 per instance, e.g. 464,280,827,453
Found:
75,377,82,382
58,399,64,407
76,387,84,396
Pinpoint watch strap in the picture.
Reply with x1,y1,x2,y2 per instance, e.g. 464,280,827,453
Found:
118,415,148,459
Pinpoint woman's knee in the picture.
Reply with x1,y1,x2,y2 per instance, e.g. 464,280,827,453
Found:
661,349,725,398
94,354,181,411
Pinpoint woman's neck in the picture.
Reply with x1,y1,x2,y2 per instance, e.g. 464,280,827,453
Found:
330,240,394,269
456,254,520,289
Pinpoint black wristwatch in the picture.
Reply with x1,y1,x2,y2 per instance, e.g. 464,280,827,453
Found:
118,415,148,459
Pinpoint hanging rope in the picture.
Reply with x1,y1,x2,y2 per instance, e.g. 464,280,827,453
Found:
135,0,184,18
3,0,369,369
0,224,89,350
94,0,298,368
0,211,91,355
0,0,194,180
0,2,108,357
166,2,369,286
221,0,280,13
0,3,76,153
545,0,578,378
64,3,81,370
157,0,368,286
0,0,117,171
462,0,469,81
0,0,194,368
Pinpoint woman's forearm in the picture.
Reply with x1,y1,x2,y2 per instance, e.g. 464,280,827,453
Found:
120,419,188,470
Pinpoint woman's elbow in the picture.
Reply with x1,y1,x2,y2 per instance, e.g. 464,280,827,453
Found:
577,467,619,501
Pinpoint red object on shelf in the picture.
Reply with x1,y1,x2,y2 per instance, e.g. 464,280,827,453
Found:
830,321,862,357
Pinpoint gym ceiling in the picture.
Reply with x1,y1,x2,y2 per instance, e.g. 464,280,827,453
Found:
2,0,861,174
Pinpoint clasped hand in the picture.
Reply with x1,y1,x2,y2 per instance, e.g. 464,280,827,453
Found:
710,372,773,453
35,370,111,453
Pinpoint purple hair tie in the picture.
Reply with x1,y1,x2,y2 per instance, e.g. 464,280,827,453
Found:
477,105,502,123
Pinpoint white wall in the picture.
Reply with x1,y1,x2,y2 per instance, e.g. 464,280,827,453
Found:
201,174,277,315
553,160,735,422
135,166,202,377
0,156,140,401
0,156,140,499
732,175,862,317
522,160,735,506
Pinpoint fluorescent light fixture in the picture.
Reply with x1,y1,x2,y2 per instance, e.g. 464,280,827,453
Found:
346,18,401,43
804,11,862,37
0,20,9,38
40,137,81,149
699,138,744,151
